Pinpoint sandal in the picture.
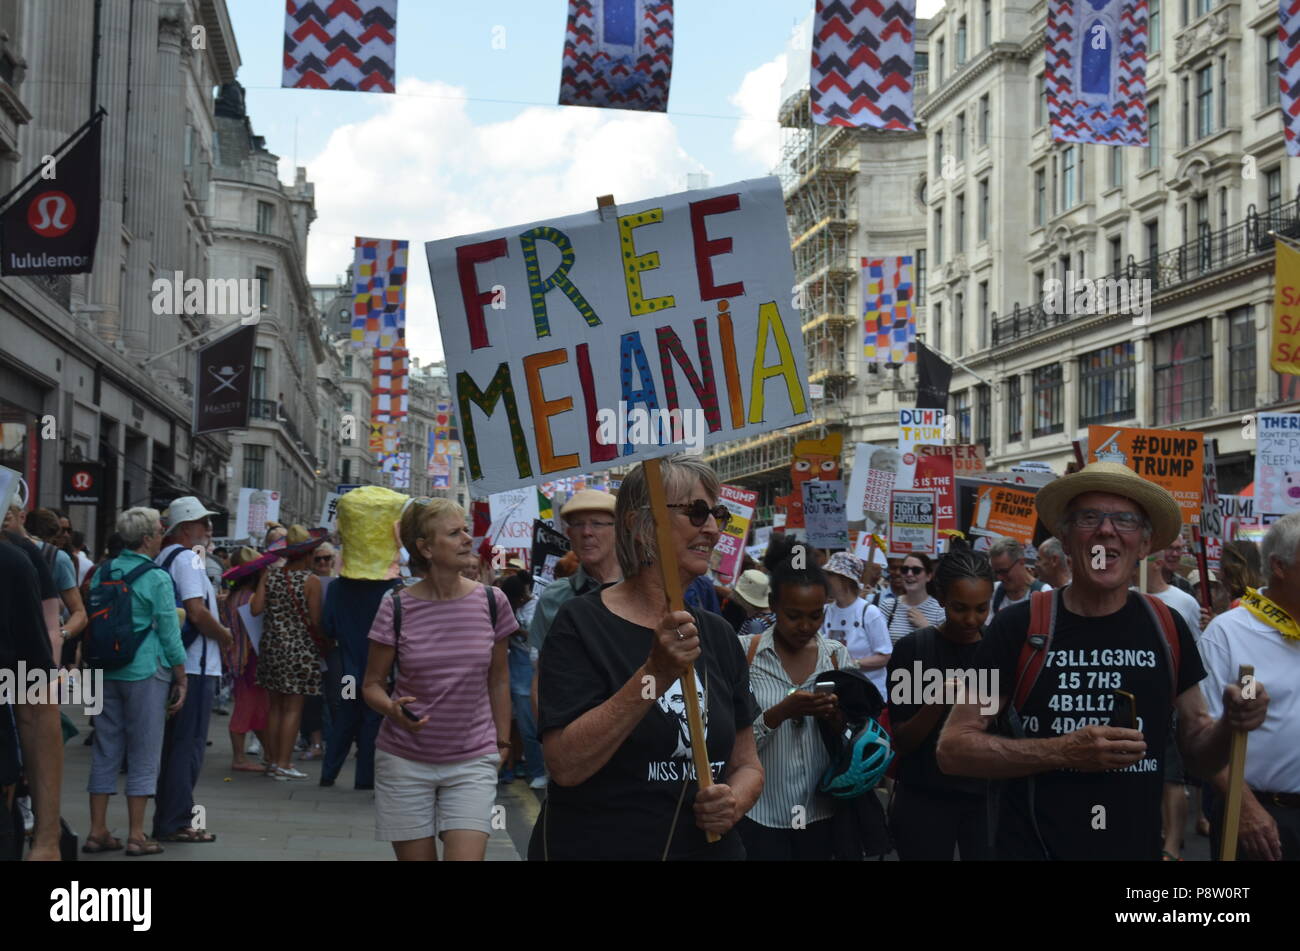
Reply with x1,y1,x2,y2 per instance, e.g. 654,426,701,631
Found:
1161,850,1183,862
125,838,164,856
159,827,217,843
301,743,324,760
231,761,265,772
82,833,124,854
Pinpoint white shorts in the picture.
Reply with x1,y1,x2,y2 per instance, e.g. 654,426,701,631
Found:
374,748,498,841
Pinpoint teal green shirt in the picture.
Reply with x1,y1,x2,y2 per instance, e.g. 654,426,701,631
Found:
91,548,188,682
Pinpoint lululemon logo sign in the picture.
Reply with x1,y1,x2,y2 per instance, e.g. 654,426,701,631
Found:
28,191,75,238
72,470,93,491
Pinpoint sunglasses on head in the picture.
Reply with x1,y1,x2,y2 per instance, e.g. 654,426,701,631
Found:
666,499,731,530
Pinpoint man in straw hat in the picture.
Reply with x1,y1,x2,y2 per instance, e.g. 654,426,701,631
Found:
938,462,1270,860
528,489,621,652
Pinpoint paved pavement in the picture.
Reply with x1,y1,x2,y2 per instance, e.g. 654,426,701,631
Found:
58,705,538,861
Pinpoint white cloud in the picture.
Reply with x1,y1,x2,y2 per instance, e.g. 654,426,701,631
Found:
729,52,786,174
300,78,706,363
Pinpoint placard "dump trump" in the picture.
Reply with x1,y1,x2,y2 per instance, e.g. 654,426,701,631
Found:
425,178,811,495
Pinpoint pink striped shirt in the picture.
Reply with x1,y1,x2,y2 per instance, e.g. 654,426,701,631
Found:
368,583,515,764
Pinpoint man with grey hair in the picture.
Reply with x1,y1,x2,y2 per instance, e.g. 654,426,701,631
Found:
988,536,1050,615
1199,511,1300,861
940,463,1269,860
1036,537,1071,589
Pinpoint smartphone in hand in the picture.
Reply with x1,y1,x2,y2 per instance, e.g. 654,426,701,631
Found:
1110,689,1137,730
400,702,421,722
813,680,836,695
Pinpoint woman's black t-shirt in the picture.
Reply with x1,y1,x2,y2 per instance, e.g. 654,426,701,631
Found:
528,587,760,861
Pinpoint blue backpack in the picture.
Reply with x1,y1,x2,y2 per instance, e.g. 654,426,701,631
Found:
84,559,165,670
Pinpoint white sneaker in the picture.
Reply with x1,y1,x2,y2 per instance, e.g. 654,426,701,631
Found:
279,766,309,780
529,776,548,790
245,737,263,758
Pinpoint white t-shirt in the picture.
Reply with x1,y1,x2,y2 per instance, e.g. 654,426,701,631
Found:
991,580,1053,614
75,551,95,585
157,543,223,677
1200,602,1300,794
821,597,892,697
1149,585,1202,641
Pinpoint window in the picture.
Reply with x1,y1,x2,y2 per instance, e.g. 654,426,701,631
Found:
1037,74,1047,127
1228,306,1256,412
1034,269,1045,302
937,38,945,83
1032,364,1064,437
935,205,944,264
1266,33,1281,106
1181,77,1190,146
1219,186,1228,236
256,266,272,310
1079,342,1137,425
978,179,989,241
184,126,194,167
957,113,967,160
1007,376,1023,442
935,129,944,176
1195,194,1210,270
956,194,966,252
979,94,990,146
1110,236,1122,275
915,248,927,305
252,347,269,401
1062,146,1077,209
1150,0,1161,54
1196,66,1213,139
1267,167,1283,230
933,302,943,351
1109,146,1123,188
957,17,967,65
1147,99,1160,169
256,201,274,234
978,280,989,349
1195,0,1211,16
243,445,266,489
1146,220,1159,262
955,291,966,355
976,384,991,450
1154,321,1212,424
954,390,972,442
1058,254,1071,285
1219,55,1227,129
915,51,929,72
1035,169,1047,226
983,0,992,48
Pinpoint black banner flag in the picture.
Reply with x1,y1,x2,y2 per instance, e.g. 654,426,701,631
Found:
1,114,103,276
195,325,257,434
916,340,953,410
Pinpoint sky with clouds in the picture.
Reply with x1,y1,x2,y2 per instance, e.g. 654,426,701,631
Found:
228,0,945,364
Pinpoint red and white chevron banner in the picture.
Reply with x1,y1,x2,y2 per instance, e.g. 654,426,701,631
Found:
282,0,397,93
811,0,916,130
1280,0,1300,156
558,0,673,112
1045,0,1148,146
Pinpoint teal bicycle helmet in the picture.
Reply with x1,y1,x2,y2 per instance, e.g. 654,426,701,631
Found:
818,718,893,800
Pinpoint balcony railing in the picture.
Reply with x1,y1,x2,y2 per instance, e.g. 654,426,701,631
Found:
992,194,1300,347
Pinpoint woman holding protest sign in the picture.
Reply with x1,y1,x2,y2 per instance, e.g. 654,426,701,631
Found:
884,553,945,644
528,457,763,861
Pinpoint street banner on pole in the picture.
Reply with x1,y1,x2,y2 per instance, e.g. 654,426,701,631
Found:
558,0,673,112
194,325,257,435
1272,242,1300,373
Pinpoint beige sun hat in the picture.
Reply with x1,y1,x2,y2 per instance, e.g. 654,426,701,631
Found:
732,569,770,610
1034,462,1182,551
560,489,616,519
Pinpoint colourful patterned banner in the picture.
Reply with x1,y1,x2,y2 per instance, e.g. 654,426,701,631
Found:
380,450,411,489
369,421,398,455
811,0,916,130
558,0,673,112
351,238,408,348
1045,0,1148,146
1282,0,1300,156
282,0,397,93
862,256,916,366
370,346,409,421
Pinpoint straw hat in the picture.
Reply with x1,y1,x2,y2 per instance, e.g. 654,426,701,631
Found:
732,569,770,610
1034,462,1182,551
560,489,616,519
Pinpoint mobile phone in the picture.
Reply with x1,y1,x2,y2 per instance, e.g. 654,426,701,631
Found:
1110,689,1137,730
813,681,836,695
399,702,421,722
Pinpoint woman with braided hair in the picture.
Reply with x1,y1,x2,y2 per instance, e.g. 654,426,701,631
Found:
886,546,994,860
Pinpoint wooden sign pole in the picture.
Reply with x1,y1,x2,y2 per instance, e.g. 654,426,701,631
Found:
1220,664,1255,862
1191,524,1213,610
597,195,716,843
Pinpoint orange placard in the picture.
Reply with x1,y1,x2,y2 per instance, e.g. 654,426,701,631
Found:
1088,425,1203,523
971,485,1038,546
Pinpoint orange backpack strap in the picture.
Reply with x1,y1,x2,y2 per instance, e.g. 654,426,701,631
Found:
1012,589,1058,712
1138,593,1182,698
746,633,762,666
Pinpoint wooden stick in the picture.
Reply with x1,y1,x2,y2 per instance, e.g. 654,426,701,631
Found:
643,455,718,843
1220,664,1255,862
1191,525,1212,611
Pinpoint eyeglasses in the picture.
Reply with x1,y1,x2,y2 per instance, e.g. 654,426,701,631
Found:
314,555,332,564
1067,509,1145,533
898,565,925,576
666,500,731,530
993,558,1022,578
567,518,614,532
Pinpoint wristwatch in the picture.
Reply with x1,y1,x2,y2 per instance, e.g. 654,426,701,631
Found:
60,628,69,640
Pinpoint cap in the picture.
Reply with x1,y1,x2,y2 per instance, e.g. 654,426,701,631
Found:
561,489,616,519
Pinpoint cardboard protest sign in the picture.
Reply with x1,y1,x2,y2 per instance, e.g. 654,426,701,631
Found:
319,493,342,532
889,489,936,555
1218,494,1255,541
1254,412,1300,516
425,177,810,495
803,480,848,550
898,408,945,457
488,487,539,561
917,443,984,476
912,452,956,533
711,484,758,582
235,488,280,543
775,433,841,530
531,519,571,581
845,442,901,532
971,485,1039,546
1088,425,1203,523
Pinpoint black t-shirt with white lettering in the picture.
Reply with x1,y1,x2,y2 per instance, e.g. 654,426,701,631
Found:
974,592,1204,861
1,541,55,786
528,587,760,861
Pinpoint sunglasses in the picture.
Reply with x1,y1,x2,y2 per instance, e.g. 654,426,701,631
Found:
898,565,925,575
666,500,731,530
314,555,332,563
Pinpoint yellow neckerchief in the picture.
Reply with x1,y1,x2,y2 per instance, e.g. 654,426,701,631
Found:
1239,588,1300,642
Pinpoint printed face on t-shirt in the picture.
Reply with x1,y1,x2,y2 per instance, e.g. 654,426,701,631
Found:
655,677,708,760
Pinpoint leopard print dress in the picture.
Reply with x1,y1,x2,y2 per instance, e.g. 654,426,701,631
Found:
255,567,321,696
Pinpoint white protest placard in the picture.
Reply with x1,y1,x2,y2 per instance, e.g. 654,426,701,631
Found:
319,492,342,532
237,602,263,655
1255,412,1300,516
802,480,848,550
1199,441,1222,539
889,489,936,555
425,177,810,495
846,442,901,531
898,409,945,458
488,487,540,560
235,488,280,542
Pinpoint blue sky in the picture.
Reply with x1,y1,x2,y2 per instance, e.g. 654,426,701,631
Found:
226,0,944,362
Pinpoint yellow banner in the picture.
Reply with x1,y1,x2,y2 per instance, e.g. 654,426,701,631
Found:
1272,242,1300,375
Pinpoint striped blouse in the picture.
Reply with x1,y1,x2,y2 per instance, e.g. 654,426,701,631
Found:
880,595,946,644
741,628,857,829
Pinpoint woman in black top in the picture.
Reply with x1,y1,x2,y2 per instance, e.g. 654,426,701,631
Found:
529,457,763,861
886,548,994,860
